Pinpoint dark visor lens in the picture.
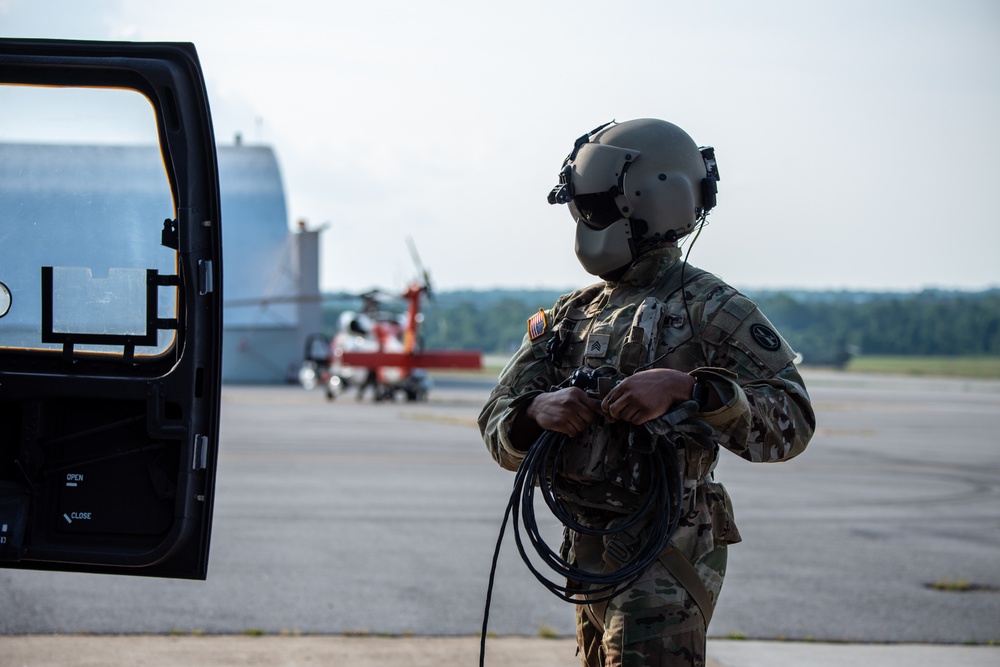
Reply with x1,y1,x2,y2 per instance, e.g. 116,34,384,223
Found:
573,191,622,229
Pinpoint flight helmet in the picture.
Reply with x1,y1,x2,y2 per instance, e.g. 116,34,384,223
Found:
548,119,720,276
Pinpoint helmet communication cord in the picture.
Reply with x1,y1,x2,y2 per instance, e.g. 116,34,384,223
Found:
641,217,707,371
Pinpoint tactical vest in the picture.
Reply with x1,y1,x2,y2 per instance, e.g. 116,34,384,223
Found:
548,262,709,515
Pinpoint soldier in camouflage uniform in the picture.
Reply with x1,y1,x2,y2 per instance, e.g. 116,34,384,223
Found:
478,119,815,667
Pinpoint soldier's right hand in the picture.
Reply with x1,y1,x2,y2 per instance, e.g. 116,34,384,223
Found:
526,387,603,437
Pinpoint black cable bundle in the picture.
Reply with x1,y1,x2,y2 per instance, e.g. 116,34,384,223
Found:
479,428,685,666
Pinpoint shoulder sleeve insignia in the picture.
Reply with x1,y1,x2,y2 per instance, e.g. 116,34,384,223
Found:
750,323,782,351
527,308,548,341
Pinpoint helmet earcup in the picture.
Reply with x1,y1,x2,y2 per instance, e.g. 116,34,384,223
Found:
626,170,698,243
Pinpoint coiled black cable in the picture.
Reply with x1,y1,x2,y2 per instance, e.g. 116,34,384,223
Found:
479,427,685,666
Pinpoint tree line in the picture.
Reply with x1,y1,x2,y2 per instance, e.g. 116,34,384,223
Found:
748,289,1000,361
323,288,1000,362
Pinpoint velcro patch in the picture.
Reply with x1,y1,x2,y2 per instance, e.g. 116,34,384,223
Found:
750,323,781,351
586,333,610,358
733,310,796,373
527,309,548,340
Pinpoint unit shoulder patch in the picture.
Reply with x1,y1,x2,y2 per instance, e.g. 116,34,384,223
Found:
527,308,548,341
730,309,796,375
750,323,781,351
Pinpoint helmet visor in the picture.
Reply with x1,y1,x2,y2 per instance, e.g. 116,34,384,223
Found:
569,191,622,230
551,143,638,229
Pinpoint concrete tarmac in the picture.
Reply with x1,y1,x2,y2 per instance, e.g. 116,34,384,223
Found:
1,634,998,666
2,369,999,665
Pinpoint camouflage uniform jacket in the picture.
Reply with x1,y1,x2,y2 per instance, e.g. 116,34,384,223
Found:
478,246,815,566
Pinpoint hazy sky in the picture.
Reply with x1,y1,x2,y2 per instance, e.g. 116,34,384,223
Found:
3,0,999,294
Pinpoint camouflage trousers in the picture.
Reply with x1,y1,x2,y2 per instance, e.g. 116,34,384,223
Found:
575,545,727,667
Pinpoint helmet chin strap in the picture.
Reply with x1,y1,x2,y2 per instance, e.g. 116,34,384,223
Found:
635,232,671,253
598,263,631,282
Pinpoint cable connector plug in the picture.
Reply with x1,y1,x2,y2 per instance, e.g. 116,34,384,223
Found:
645,400,716,451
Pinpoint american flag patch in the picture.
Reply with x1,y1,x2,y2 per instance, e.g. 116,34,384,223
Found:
527,309,548,340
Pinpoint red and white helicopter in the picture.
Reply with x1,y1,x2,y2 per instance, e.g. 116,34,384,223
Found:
298,242,481,401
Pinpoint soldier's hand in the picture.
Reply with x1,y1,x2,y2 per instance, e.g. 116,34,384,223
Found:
601,368,697,425
526,387,603,437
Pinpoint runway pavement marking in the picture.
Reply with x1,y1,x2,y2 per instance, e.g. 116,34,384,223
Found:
218,451,489,465
812,401,992,413
400,412,480,428
814,427,878,437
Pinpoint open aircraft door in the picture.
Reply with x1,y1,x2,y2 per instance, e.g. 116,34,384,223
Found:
0,39,223,579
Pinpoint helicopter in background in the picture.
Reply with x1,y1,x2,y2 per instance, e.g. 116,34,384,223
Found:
298,241,482,401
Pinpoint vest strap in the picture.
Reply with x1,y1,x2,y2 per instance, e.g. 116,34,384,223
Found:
657,546,715,627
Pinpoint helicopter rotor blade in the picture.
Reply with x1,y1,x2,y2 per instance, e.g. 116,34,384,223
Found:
406,236,433,297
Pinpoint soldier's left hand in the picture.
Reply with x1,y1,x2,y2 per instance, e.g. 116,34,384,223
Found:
601,368,696,425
